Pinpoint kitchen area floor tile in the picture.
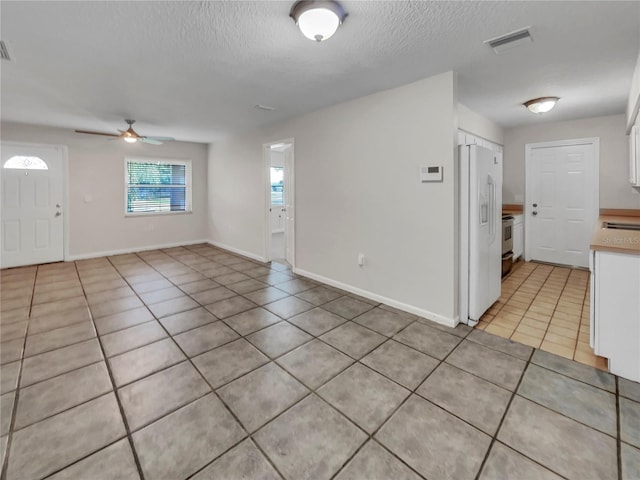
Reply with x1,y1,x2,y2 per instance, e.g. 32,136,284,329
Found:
1,250,637,480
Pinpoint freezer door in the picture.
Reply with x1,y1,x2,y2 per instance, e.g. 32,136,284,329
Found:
469,146,502,321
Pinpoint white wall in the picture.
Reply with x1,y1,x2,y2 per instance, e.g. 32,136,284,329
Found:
458,103,504,145
1,122,209,258
209,71,460,324
503,114,640,209
628,51,640,130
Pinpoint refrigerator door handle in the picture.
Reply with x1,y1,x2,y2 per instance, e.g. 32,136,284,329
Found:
488,174,496,242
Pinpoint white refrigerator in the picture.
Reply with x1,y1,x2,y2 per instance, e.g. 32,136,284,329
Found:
459,144,503,326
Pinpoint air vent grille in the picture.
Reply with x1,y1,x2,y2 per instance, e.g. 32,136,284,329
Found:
0,41,11,61
485,27,533,54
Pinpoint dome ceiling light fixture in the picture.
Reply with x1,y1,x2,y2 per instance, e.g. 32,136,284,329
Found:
290,0,347,42
523,97,560,114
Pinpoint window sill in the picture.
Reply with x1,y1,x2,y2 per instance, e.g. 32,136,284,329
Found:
125,211,193,218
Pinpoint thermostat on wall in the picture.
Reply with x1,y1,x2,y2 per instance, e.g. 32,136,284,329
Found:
420,165,443,182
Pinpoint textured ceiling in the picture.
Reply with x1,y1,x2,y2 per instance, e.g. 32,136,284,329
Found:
1,1,638,143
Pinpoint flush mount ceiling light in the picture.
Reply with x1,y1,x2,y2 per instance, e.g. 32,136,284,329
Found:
524,97,559,114
290,0,347,42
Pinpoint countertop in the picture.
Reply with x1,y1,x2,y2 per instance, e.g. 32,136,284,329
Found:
591,215,640,255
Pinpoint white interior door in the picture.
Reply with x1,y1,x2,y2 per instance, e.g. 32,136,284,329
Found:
526,140,598,268
283,144,295,267
1,143,64,268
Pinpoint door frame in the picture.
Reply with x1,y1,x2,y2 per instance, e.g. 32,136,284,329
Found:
524,137,599,264
1,141,70,266
263,138,295,267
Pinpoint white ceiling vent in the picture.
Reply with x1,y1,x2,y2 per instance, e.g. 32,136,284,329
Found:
484,27,533,54
0,41,12,61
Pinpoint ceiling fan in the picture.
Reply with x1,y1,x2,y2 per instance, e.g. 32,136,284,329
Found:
75,119,175,145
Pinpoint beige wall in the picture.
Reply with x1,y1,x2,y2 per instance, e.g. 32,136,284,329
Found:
628,51,640,130
209,72,460,324
1,122,209,258
503,114,640,209
458,103,504,145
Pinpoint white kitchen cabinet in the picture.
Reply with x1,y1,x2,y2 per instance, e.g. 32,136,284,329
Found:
513,214,524,260
591,250,640,381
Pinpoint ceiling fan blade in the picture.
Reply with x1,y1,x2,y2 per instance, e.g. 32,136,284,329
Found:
141,138,163,145
145,136,175,142
75,129,120,137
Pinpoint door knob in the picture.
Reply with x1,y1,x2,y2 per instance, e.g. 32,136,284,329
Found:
532,211,538,216
532,203,538,208
56,204,61,208
55,212,62,217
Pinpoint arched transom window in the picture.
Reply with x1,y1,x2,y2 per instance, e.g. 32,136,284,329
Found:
3,156,48,170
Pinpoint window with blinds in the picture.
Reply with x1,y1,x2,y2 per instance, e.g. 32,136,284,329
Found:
125,158,192,215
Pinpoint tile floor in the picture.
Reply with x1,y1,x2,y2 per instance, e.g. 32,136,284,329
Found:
477,260,608,370
1,244,639,480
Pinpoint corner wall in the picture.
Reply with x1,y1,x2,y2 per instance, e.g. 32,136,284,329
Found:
1,122,209,258
503,114,640,208
209,71,460,324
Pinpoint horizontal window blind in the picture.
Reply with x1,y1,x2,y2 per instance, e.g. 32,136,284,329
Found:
125,160,191,214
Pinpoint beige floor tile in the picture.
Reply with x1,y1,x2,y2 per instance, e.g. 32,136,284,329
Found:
510,332,542,349
484,323,514,338
543,332,576,349
547,324,578,339
540,341,574,360
515,324,545,339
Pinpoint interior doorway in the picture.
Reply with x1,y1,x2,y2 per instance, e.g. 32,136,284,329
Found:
265,140,295,266
525,138,599,268
1,142,67,268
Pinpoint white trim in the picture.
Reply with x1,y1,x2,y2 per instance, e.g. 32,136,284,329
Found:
524,137,600,264
294,267,458,328
207,239,267,263
66,239,210,261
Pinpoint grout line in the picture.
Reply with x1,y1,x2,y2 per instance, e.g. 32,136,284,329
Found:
74,260,147,480
0,266,37,480
1,250,621,480
127,250,290,480
473,348,534,480
616,376,622,480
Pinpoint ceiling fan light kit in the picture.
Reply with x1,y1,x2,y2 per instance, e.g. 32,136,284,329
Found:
75,119,175,145
523,96,559,114
290,0,347,42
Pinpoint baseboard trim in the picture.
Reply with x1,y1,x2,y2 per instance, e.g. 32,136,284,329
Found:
207,240,267,263
66,239,210,261
293,267,457,328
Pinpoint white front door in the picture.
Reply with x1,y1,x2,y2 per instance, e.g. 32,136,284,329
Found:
1,143,65,268
526,139,598,268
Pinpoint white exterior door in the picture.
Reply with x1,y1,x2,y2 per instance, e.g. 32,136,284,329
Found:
1,144,65,268
526,140,598,268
